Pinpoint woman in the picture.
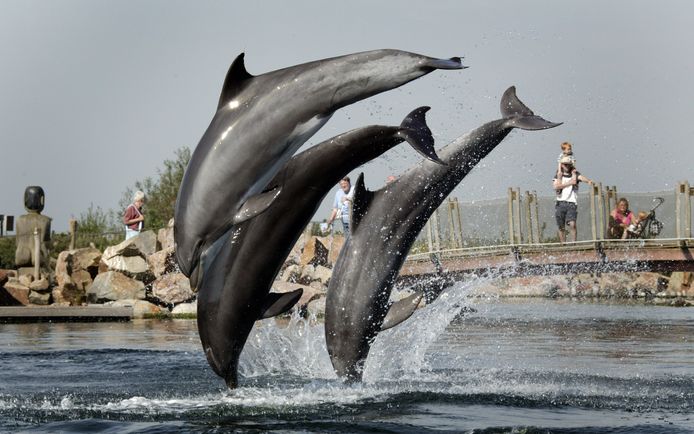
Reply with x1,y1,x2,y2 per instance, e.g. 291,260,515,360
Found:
123,190,145,240
608,197,633,239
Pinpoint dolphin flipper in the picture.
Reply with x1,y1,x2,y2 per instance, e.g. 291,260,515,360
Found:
233,186,282,225
501,86,563,130
259,289,303,319
397,106,445,165
380,293,424,330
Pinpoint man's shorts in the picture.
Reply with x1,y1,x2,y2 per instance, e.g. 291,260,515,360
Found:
555,201,577,228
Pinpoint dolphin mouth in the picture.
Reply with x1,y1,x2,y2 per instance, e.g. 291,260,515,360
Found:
425,57,466,70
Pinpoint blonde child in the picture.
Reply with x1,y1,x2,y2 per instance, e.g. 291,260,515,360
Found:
556,141,575,178
624,210,649,239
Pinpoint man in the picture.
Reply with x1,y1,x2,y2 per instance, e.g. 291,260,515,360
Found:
553,156,593,243
327,176,353,236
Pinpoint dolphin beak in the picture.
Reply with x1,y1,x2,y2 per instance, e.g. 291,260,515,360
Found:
425,56,467,70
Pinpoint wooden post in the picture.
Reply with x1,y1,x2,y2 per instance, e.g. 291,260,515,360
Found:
454,198,464,246
589,184,597,241
532,191,541,243
432,207,441,251
514,187,523,243
508,188,514,245
686,181,692,238
446,198,459,248
69,219,77,250
33,227,40,280
524,191,533,244
596,182,605,239
425,220,434,253
676,182,682,239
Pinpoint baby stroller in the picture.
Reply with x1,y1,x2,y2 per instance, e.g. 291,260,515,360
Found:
626,197,664,239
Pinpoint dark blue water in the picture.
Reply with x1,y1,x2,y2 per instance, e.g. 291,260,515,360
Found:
1,282,692,433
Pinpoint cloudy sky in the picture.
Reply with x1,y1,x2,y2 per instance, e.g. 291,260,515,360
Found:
1,0,692,232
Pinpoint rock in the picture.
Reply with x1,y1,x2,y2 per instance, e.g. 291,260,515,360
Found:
0,270,10,288
300,236,329,267
327,235,345,266
103,230,158,259
147,246,176,278
172,300,197,316
52,283,85,306
18,274,33,287
306,296,326,318
280,264,302,283
29,277,49,292
272,280,323,310
151,272,194,305
102,254,152,278
87,271,146,303
1,279,30,305
29,290,50,305
70,247,102,275
157,219,175,251
108,299,166,319
312,265,332,284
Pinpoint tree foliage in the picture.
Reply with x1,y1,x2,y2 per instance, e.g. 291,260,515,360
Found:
119,147,191,231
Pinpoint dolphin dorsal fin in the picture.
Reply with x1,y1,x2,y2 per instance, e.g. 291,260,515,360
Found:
259,289,303,319
397,106,445,165
217,53,254,110
381,293,423,330
232,186,282,225
350,173,374,232
500,86,563,131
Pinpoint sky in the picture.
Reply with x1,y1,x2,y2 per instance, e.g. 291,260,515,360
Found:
1,0,692,232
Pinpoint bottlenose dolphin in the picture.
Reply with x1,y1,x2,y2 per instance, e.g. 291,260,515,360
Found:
325,86,562,381
197,107,443,388
174,50,464,284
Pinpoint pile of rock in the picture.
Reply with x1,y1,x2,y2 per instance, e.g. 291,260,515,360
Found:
271,233,345,318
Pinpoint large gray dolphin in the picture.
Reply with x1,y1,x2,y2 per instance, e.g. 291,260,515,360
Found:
324,86,562,381
197,107,442,388
174,50,464,284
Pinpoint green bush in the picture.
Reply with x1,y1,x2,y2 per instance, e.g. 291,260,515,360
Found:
0,237,16,269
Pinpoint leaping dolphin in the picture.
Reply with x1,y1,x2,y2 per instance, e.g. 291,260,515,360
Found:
197,107,443,388
174,50,464,285
324,86,562,382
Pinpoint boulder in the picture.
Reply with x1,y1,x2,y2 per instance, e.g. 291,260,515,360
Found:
29,277,49,292
147,246,176,278
52,283,85,306
103,230,158,258
151,272,194,305
172,300,197,316
272,280,323,310
0,270,10,288
29,290,51,305
1,279,30,305
300,236,329,267
279,264,302,283
18,274,33,287
108,299,166,319
306,296,326,318
327,235,345,265
312,265,332,284
157,219,175,251
87,271,146,303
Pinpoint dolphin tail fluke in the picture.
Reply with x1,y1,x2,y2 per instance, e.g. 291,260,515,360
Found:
259,289,303,319
350,173,374,233
500,86,563,131
232,186,282,225
398,106,445,165
381,293,424,330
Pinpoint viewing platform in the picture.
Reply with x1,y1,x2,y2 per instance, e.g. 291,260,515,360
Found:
403,238,694,279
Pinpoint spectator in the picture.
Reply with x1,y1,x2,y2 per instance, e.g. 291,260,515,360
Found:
608,197,634,239
327,177,353,237
123,190,145,240
552,156,593,243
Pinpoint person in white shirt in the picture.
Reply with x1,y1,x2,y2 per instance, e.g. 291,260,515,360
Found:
327,176,353,237
552,156,593,243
